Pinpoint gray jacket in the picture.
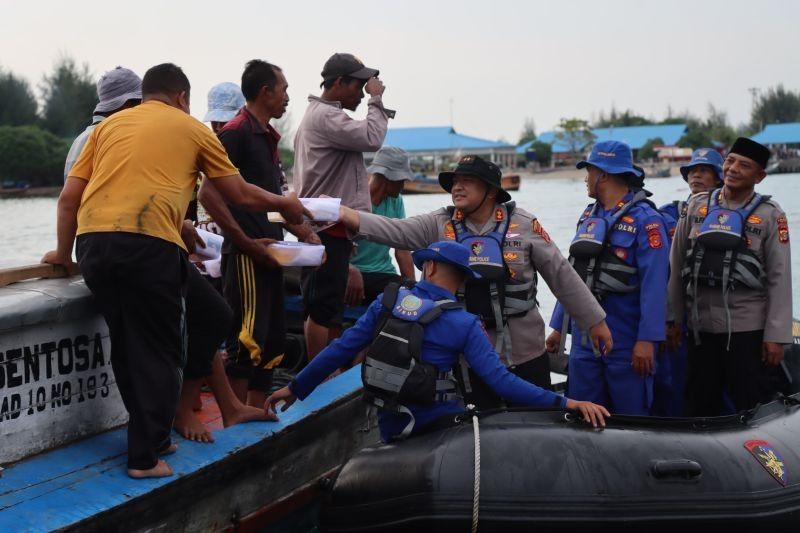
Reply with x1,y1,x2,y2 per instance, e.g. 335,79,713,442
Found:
357,204,607,365
668,190,793,343
293,95,391,213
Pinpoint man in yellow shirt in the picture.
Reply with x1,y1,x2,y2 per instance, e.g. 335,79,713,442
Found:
43,63,307,479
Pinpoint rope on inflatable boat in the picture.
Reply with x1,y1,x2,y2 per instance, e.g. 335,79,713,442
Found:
471,414,481,533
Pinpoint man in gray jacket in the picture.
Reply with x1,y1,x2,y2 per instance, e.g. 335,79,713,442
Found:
338,154,612,404
668,137,793,416
293,53,394,360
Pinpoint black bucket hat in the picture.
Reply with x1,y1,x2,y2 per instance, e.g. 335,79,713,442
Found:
438,155,511,204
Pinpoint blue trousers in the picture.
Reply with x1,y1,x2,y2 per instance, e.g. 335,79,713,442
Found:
568,345,653,416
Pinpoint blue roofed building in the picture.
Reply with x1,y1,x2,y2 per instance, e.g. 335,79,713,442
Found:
516,123,688,163
751,123,800,146
376,126,517,171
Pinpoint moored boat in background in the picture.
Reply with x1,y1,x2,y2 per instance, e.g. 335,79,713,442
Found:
403,174,521,194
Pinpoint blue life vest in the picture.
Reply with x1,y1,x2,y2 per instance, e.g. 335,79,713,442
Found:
447,203,537,362
681,189,769,344
361,283,464,438
568,190,650,299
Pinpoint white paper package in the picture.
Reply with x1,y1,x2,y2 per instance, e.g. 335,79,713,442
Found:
188,228,224,261
267,197,341,223
266,241,325,267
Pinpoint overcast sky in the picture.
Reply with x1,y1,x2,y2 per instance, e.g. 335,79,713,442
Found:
1,0,798,143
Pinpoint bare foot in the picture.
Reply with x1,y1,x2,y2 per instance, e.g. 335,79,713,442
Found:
193,392,203,411
222,403,276,427
128,459,173,479
174,411,215,443
159,443,178,456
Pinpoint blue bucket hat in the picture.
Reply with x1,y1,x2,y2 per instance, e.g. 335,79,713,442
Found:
411,241,481,280
203,82,245,123
679,148,724,183
577,140,642,177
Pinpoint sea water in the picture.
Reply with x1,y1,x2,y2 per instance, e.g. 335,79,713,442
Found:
3,173,800,322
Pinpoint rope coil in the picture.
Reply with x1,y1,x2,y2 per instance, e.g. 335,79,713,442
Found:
471,414,481,533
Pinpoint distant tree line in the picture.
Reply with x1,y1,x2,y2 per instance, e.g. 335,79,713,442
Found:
0,57,97,187
518,85,800,164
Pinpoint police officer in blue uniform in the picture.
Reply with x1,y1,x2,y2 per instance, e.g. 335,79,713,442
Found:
266,241,610,442
546,141,670,416
653,149,724,416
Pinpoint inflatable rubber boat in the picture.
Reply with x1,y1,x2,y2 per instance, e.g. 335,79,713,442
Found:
322,394,800,532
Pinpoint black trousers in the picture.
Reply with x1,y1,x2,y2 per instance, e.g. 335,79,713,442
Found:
77,232,186,470
222,252,286,392
184,264,233,380
684,330,785,417
464,351,553,410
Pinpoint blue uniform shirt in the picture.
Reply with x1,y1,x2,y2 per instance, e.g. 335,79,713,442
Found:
658,200,686,243
290,280,566,442
551,191,670,350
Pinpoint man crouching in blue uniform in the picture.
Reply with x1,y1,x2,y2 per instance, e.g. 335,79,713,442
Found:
547,141,669,416
266,241,610,442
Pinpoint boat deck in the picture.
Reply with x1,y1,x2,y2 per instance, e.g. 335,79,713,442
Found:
0,367,372,532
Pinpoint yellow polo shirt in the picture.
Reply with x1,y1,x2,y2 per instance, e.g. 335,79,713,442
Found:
70,100,238,250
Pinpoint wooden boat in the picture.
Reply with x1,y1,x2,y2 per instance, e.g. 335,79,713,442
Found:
403,174,521,195
0,269,377,531
323,394,800,532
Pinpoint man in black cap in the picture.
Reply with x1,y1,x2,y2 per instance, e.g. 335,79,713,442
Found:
337,154,612,404
293,53,394,361
668,137,793,416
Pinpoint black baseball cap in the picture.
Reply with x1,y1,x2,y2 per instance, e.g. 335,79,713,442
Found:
439,155,511,204
320,53,379,87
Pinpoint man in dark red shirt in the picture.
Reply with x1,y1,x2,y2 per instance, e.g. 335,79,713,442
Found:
215,59,318,407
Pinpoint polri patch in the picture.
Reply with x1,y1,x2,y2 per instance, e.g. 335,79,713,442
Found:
532,219,551,243
647,227,663,249
745,440,787,486
778,215,790,244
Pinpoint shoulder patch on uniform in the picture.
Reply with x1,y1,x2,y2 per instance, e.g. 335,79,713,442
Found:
698,206,708,216
532,219,551,244
647,226,663,249
622,215,635,224
443,221,456,240
747,214,763,225
777,215,790,243
645,222,661,231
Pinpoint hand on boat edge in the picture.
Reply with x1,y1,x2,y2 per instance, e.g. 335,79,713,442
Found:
565,399,610,428
265,386,297,417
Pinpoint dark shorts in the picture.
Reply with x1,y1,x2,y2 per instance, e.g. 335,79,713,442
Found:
222,253,286,393
184,263,233,380
301,232,353,327
361,271,404,305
